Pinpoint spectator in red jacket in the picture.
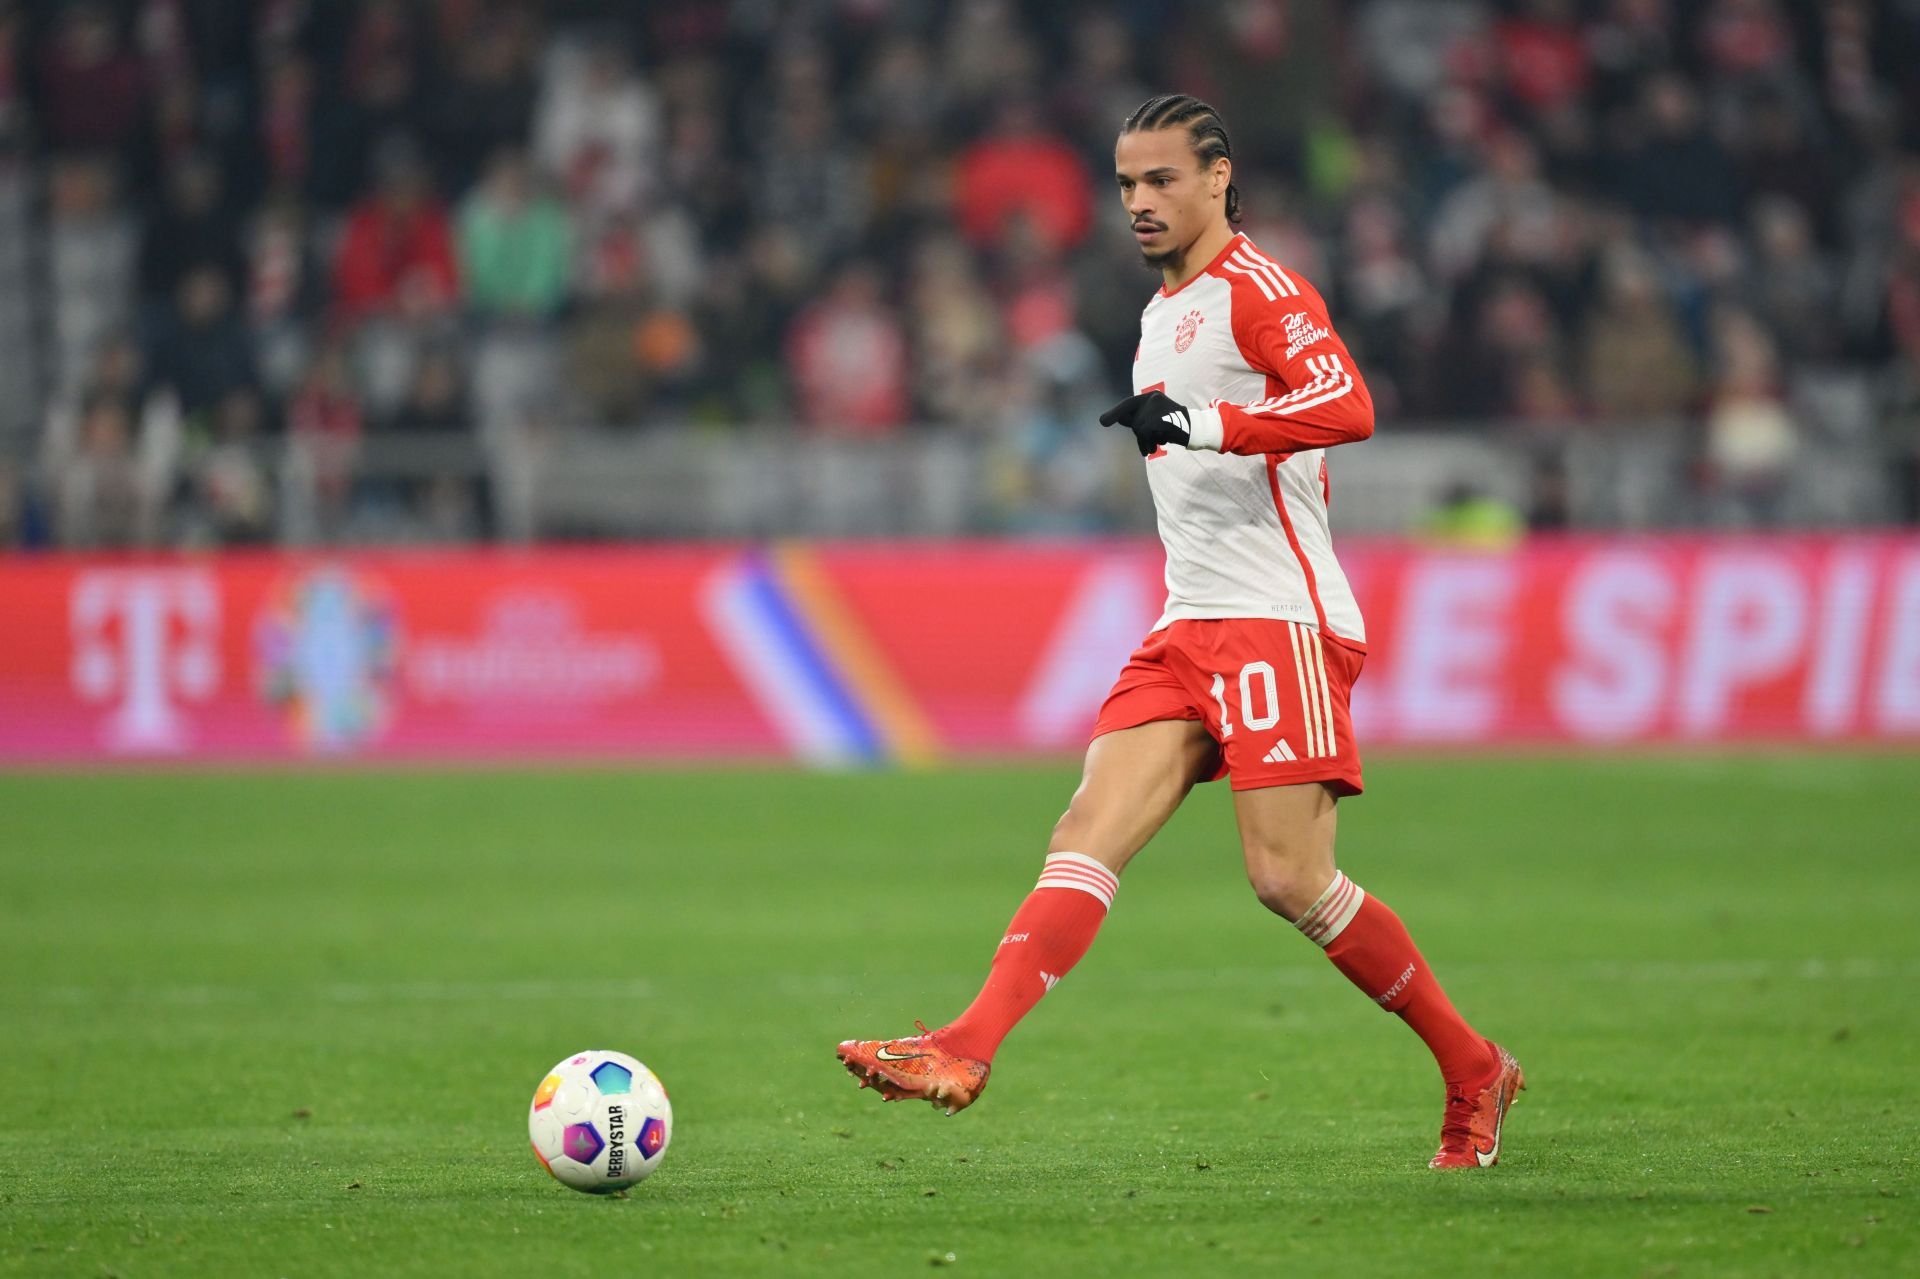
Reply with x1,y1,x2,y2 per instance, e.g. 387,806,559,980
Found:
332,137,460,323
786,262,909,434
952,99,1093,252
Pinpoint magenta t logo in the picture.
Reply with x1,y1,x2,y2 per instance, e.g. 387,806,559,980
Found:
69,570,220,752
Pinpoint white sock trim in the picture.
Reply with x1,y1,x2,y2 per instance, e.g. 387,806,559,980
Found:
1034,851,1118,909
1294,871,1365,947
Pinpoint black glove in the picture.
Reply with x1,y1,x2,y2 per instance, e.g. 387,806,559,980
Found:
1099,390,1192,456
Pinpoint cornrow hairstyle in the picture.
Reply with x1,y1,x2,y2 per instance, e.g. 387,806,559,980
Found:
1121,94,1241,225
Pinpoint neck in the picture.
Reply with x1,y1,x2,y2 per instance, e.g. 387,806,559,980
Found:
1161,220,1237,292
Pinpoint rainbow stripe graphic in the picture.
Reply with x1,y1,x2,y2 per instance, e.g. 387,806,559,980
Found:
701,546,940,767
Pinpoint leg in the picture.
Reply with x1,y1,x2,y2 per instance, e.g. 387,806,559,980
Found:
1234,779,1521,1167
936,718,1217,1060
835,718,1216,1113
1049,717,1221,872
1232,778,1340,921
1235,780,1494,1086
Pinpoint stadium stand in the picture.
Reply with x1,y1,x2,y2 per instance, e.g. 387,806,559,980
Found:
0,0,1916,546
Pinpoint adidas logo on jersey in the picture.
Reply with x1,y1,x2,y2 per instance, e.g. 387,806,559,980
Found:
1262,740,1298,764
1040,971,1060,992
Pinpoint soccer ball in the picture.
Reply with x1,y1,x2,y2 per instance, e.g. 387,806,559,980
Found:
528,1050,672,1193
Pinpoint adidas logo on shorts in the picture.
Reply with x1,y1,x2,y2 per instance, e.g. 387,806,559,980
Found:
1261,739,1298,765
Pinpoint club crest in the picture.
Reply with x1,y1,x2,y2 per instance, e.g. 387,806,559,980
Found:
1174,310,1204,353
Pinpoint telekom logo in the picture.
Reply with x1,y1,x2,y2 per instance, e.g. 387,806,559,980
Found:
69,570,221,752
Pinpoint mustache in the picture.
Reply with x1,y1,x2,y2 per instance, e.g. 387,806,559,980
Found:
1133,220,1166,231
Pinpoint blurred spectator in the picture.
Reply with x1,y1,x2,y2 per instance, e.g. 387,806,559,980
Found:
189,388,274,545
1610,73,1740,228
258,50,315,195
390,348,468,435
907,234,1003,426
147,264,257,419
388,348,485,540
1744,197,1839,363
954,99,1093,253
36,3,147,156
54,394,149,546
1494,0,1590,115
1431,130,1561,282
1582,247,1699,417
1358,0,1491,103
424,5,541,196
786,263,908,434
247,193,321,393
307,0,426,205
332,136,460,323
47,155,138,396
1435,274,1568,418
752,47,868,271
1051,12,1149,160
458,147,571,321
1703,305,1798,522
139,152,245,306
284,343,364,539
1339,193,1426,410
995,332,1125,532
534,37,658,230
1735,91,1836,244
1422,481,1526,548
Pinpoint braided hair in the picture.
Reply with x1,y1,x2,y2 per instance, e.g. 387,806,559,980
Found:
1121,94,1241,225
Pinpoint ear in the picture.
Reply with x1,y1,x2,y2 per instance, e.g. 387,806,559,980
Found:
1211,156,1232,200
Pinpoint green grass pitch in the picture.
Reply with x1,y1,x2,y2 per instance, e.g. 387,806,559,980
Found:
2,756,1914,1277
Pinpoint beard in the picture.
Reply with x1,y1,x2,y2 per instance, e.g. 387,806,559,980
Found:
1138,242,1186,273
1133,219,1184,272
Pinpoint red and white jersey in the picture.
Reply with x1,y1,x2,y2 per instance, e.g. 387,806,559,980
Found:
1131,232,1373,645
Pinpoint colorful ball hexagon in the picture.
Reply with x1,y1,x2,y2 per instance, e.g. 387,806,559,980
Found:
562,1122,604,1165
531,1140,556,1179
589,1061,633,1095
638,1116,667,1159
531,1073,562,1110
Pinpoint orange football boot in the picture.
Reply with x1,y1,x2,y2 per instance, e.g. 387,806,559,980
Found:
1429,1042,1525,1169
836,1021,991,1116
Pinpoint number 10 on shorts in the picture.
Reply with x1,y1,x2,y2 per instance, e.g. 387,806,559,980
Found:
1209,661,1283,738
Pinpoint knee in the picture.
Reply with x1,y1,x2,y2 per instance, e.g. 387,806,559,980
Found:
1047,801,1091,856
1245,851,1329,922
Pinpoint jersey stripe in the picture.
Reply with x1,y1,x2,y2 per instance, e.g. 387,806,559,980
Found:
1287,623,1322,757
1221,256,1277,302
1241,355,1344,411
1228,247,1298,299
1241,355,1354,417
1266,454,1331,635
1233,243,1300,297
1309,628,1336,755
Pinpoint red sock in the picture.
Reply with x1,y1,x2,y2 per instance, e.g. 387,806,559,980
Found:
935,853,1117,1062
1296,872,1496,1086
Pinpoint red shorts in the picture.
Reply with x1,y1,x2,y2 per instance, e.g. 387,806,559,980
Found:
1091,619,1366,794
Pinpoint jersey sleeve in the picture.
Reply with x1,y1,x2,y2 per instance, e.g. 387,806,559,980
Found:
1184,275,1374,456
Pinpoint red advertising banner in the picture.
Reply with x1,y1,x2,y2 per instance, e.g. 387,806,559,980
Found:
1,537,1916,766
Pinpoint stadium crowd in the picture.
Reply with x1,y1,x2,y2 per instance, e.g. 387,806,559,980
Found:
1,0,1918,546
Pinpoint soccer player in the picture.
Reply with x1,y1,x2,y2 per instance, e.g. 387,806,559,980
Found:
837,96,1523,1169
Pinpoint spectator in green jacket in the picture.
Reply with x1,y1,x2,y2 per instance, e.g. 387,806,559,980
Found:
458,147,572,321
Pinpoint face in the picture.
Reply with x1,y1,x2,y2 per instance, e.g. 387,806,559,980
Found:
1114,126,1230,268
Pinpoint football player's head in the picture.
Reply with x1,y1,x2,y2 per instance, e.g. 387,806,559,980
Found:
1115,95,1240,270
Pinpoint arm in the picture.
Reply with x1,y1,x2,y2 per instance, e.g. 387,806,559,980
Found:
1185,296,1374,455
